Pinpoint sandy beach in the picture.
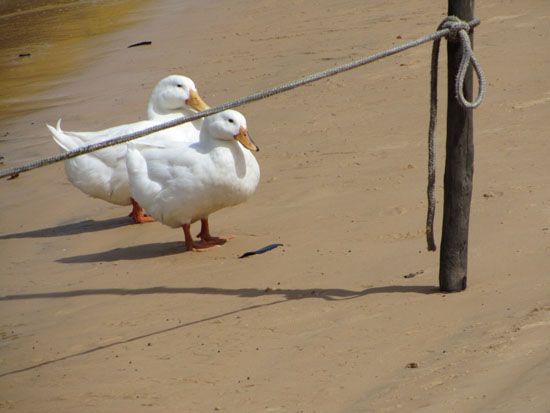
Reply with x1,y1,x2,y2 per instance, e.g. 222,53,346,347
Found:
1,0,549,411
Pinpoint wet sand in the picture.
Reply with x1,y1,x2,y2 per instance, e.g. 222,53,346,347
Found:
0,0,150,121
1,0,549,411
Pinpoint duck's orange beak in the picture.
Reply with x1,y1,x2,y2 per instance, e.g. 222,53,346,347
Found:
234,126,259,152
186,89,210,112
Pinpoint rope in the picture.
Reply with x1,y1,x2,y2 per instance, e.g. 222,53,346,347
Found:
0,18,480,180
426,16,486,251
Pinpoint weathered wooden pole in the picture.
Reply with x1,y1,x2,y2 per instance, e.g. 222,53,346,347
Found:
439,0,475,292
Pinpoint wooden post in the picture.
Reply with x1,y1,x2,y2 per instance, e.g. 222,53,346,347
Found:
439,0,475,292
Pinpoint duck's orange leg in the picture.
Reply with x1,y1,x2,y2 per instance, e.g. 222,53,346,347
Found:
197,218,233,245
129,198,155,224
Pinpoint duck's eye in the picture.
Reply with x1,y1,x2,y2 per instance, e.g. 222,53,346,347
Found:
228,119,234,124
176,84,183,88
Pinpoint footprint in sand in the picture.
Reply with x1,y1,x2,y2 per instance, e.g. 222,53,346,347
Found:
486,14,526,23
512,92,550,110
379,206,408,217
482,190,504,199
379,229,424,241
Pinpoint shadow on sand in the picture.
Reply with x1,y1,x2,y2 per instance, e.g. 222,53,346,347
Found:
0,217,132,240
0,284,439,302
0,283,438,378
56,241,185,262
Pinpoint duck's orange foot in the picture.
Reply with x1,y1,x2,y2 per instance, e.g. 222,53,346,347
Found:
132,213,155,224
196,218,234,245
201,235,234,245
129,198,155,224
186,240,221,252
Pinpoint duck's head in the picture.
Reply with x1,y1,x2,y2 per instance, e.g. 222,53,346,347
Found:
147,75,210,118
204,110,259,152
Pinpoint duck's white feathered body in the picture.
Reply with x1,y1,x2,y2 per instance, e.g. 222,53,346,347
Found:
48,117,197,206
126,110,260,234
47,75,208,217
127,139,260,227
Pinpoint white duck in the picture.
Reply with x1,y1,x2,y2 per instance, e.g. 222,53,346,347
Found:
47,75,209,223
126,109,260,251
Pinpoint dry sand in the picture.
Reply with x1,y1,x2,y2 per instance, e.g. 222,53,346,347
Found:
1,0,549,411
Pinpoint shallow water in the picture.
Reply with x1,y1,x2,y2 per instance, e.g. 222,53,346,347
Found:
0,0,149,121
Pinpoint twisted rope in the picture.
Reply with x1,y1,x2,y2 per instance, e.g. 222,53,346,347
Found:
426,16,486,251
0,18,480,180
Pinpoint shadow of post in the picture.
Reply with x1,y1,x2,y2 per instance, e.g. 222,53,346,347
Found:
0,285,439,302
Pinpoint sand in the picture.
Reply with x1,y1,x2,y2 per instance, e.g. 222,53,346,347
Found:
1,0,549,411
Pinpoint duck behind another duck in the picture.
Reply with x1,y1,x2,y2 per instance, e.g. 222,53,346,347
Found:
47,75,209,223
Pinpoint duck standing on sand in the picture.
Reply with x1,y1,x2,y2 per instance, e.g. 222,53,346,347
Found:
47,75,209,223
126,110,260,251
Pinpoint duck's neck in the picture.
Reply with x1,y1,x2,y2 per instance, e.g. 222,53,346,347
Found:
147,101,191,118
199,134,244,155
147,104,202,131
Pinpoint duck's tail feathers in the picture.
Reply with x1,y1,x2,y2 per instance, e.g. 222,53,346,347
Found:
47,119,80,151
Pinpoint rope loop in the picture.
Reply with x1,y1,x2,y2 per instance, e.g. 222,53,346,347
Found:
455,29,486,109
440,16,486,109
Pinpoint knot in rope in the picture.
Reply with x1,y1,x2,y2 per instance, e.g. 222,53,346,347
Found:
425,16,486,251
440,16,470,40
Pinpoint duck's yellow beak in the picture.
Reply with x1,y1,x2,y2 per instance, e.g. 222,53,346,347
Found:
186,89,210,112
234,126,259,152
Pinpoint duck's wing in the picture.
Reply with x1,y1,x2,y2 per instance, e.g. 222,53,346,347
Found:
68,119,154,144
49,119,161,166
126,143,164,198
